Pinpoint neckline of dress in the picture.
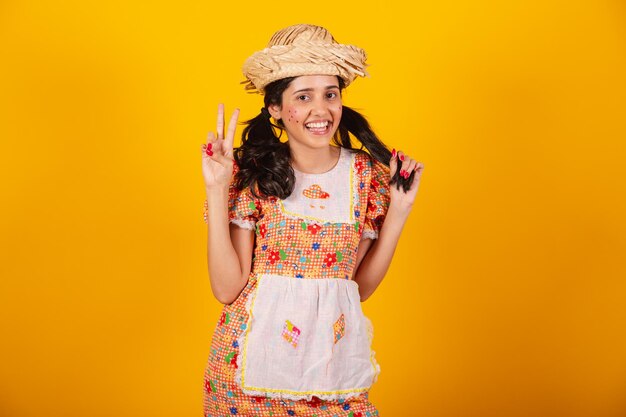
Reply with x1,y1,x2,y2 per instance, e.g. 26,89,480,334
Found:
292,147,344,176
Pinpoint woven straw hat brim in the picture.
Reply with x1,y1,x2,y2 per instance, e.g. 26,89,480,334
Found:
241,40,369,94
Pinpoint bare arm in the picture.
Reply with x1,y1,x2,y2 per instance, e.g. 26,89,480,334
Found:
205,187,255,304
352,149,425,302
352,204,409,301
202,104,254,304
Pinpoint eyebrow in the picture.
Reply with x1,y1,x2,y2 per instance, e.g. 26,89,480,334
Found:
292,85,340,95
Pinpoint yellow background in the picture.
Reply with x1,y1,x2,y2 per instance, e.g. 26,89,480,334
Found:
1,1,625,416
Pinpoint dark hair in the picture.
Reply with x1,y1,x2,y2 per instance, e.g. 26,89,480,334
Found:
233,76,395,199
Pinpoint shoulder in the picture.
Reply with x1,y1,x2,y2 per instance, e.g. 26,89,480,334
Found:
352,149,390,178
351,148,370,163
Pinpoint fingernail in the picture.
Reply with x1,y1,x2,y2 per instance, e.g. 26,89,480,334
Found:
206,149,213,156
391,148,396,158
400,154,405,161
400,169,405,177
207,143,213,150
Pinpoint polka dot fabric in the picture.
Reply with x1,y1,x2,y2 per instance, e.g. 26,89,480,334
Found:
202,148,389,416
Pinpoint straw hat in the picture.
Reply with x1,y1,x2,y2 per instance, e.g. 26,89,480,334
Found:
241,24,369,94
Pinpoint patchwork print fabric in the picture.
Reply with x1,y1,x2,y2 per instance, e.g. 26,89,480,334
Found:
334,313,346,344
282,320,301,348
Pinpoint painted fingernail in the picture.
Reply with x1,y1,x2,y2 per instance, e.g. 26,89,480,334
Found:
207,143,213,150
206,149,213,156
400,169,405,177
391,148,396,158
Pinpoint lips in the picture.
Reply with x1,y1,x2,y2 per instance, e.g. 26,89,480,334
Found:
305,120,329,128
305,120,332,135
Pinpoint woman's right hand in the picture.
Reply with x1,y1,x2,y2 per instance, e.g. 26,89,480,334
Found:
201,103,240,191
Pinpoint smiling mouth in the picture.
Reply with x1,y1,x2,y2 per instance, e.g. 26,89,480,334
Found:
305,121,331,134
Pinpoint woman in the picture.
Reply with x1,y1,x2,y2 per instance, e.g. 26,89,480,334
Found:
201,24,424,416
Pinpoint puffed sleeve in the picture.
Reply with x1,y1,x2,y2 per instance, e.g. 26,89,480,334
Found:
361,156,391,240
203,161,261,230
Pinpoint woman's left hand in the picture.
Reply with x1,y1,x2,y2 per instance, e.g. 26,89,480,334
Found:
389,149,424,211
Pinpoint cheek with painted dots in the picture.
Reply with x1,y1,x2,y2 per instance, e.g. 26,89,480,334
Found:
287,108,299,123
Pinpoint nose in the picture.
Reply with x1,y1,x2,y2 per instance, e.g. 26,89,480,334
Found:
310,96,330,116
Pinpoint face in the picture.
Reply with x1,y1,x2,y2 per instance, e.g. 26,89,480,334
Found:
268,75,343,149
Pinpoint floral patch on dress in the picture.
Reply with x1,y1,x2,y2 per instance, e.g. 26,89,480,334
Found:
282,320,301,348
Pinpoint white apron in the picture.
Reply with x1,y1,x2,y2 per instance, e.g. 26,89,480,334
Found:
234,273,380,402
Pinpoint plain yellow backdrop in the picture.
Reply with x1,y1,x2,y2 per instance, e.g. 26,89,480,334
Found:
1,0,625,416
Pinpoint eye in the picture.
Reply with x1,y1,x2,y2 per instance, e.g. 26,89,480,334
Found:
326,92,338,99
297,95,309,101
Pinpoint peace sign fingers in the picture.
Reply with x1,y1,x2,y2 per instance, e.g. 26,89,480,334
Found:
216,103,225,140
222,106,240,158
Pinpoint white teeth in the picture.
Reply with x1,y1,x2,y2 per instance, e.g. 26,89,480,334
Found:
305,121,329,128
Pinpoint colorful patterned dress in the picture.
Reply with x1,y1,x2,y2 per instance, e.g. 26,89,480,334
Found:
203,146,390,417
